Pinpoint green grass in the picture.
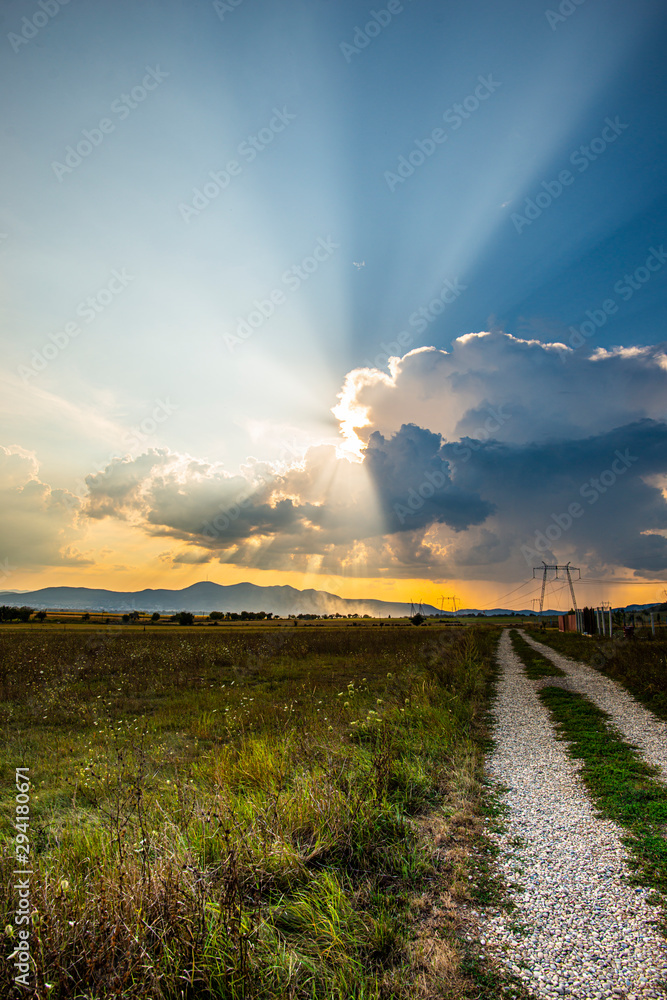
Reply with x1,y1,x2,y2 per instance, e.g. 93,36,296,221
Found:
0,624,517,1000
525,629,667,720
538,686,667,898
509,630,565,679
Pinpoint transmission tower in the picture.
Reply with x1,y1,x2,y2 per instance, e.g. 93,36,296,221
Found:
532,562,580,614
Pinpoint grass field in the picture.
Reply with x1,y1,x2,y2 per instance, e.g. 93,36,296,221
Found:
0,624,513,1000
523,627,667,721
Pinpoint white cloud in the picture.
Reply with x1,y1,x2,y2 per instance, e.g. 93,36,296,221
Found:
335,332,667,452
0,446,89,571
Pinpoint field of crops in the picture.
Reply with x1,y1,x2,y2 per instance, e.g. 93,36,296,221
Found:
0,624,505,1000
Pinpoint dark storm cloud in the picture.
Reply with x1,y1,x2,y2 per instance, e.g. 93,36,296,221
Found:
363,423,495,532
443,419,667,575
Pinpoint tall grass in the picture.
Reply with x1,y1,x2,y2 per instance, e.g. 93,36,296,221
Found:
0,626,500,999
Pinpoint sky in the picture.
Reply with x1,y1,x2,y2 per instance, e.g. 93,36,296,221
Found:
1,0,666,612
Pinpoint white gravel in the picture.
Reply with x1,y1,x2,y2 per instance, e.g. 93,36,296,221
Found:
520,631,667,784
481,628,667,999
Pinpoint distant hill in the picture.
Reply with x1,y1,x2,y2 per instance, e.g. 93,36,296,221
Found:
0,582,443,618
0,583,661,618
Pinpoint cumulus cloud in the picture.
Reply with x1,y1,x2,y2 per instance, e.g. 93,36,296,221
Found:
78,333,667,581
82,423,493,572
363,423,493,532
334,333,667,451
0,446,90,575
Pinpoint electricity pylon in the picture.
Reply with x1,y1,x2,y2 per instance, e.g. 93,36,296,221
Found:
532,562,580,614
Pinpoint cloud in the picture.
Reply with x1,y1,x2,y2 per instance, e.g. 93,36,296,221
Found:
77,333,667,581
334,333,667,452
363,423,494,532
441,419,667,577
0,446,90,573
81,424,493,572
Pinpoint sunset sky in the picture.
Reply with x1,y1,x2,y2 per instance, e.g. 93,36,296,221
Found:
1,0,666,611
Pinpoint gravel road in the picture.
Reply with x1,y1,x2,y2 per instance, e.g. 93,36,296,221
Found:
520,632,667,783
482,628,667,999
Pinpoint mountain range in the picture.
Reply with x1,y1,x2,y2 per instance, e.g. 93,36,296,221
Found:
1,582,661,617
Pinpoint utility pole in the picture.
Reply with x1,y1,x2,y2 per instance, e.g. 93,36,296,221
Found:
532,562,581,614
446,595,460,613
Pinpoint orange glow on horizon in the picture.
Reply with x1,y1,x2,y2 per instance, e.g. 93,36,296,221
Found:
3,559,664,614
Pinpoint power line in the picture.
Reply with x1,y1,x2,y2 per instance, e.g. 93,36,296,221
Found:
480,579,540,610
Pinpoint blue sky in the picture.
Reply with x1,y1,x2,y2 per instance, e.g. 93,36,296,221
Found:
1,0,666,608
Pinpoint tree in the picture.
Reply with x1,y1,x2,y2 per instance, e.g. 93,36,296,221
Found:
151,612,161,622
35,610,47,622
410,613,425,626
81,613,90,622
171,611,194,626
209,612,224,620
0,606,34,623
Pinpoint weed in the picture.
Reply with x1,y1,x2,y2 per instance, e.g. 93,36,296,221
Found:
509,631,565,679
538,686,667,898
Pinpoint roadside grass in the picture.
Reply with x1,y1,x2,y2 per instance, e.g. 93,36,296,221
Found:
509,631,565,679
0,625,523,999
525,629,667,721
538,686,667,900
